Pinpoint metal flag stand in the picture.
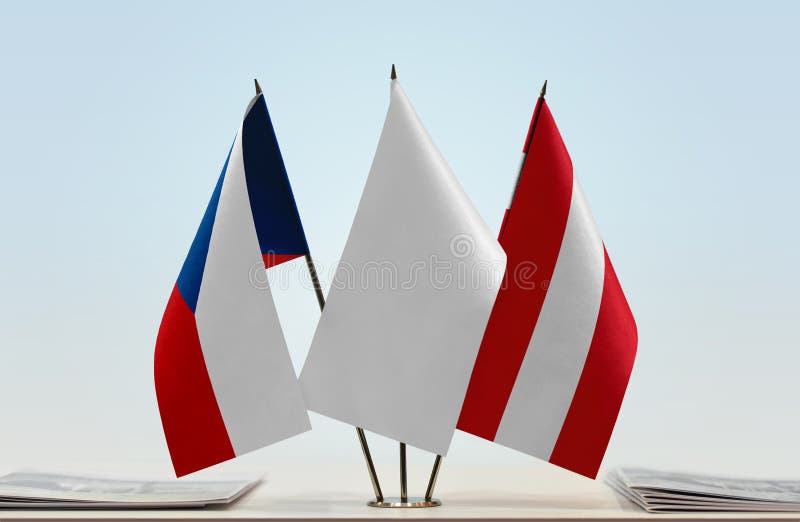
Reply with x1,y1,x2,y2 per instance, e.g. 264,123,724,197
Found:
255,68,442,508
366,443,442,508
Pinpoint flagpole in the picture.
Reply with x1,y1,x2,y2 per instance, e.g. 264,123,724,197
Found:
382,65,444,508
424,454,442,501
507,80,547,209
422,80,549,506
254,78,384,504
390,62,409,505
431,83,548,503
399,442,408,502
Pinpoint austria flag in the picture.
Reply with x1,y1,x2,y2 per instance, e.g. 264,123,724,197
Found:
458,86,637,479
155,90,311,477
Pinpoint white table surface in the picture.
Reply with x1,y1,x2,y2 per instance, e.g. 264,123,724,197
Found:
2,464,799,521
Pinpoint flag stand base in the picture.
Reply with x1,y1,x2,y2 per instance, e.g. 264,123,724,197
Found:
365,443,443,508
367,497,441,508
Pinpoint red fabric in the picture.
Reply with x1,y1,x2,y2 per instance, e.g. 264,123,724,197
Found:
498,209,511,241
522,97,545,154
154,285,235,476
549,249,638,478
262,253,303,269
457,101,574,440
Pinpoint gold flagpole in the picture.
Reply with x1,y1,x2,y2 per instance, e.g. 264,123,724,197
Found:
254,78,384,503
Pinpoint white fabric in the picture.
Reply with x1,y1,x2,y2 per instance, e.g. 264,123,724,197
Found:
195,127,311,455
494,178,604,458
300,81,506,456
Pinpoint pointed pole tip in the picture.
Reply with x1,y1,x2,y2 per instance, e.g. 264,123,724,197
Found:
254,78,262,95
391,64,397,80
540,80,547,98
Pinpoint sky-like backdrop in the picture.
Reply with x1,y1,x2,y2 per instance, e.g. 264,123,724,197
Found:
1,0,799,484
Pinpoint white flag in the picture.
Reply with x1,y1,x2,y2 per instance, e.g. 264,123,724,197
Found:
300,79,506,455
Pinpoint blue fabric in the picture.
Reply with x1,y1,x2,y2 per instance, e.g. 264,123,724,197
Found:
241,95,309,256
176,145,231,313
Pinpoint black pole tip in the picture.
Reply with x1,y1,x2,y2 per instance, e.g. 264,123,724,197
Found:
391,64,397,80
540,80,547,98
254,78,263,95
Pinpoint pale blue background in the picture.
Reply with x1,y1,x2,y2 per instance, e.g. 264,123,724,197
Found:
1,0,799,485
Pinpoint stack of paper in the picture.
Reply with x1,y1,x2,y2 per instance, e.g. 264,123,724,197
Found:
608,468,800,513
0,471,258,508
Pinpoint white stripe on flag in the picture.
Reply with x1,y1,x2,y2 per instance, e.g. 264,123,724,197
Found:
494,177,604,458
194,127,310,455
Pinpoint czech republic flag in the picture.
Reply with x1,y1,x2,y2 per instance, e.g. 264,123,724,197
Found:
155,90,311,477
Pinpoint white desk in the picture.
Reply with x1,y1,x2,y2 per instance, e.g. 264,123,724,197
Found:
2,464,798,521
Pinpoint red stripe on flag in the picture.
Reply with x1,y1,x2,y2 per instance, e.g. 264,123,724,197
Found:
498,209,511,241
154,284,235,477
458,101,574,440
522,97,545,154
262,253,303,269
548,248,637,478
